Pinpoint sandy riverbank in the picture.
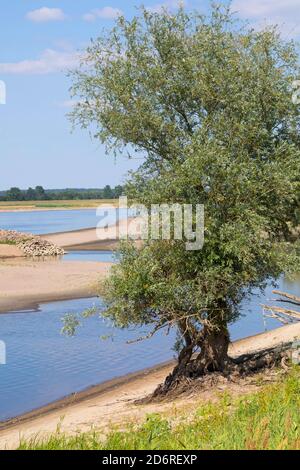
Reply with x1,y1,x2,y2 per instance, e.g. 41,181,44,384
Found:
0,258,112,313
0,245,24,259
44,217,139,251
0,219,134,311
0,219,132,258
45,226,119,251
0,322,299,449
0,218,140,254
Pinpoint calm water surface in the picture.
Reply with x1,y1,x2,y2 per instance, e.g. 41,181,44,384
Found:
0,297,175,421
63,250,116,263
0,208,127,234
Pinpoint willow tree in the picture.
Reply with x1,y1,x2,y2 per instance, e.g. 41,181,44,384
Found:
70,5,300,391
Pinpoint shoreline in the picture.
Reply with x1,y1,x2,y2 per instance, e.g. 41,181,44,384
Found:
0,207,101,213
0,217,138,256
1,220,299,448
0,361,175,431
0,218,135,315
0,258,112,314
0,291,98,315
0,222,123,313
3,322,300,422
44,218,137,251
0,203,118,214
0,322,300,449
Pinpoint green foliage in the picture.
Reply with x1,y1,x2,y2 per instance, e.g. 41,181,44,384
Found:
6,187,22,201
19,368,300,450
0,186,124,202
61,307,101,338
0,240,17,245
70,4,300,352
61,314,82,337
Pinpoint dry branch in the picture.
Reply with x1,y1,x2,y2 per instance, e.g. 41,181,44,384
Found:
262,305,300,320
263,313,291,325
263,291,300,326
272,290,300,305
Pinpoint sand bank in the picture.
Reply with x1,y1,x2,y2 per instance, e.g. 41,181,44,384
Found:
0,322,299,449
0,245,24,259
0,220,123,311
0,218,136,311
45,218,139,251
0,258,112,313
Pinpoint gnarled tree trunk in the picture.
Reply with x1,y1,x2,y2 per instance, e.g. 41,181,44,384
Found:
154,316,231,396
193,325,230,373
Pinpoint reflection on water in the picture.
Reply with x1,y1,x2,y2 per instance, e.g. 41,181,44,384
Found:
0,208,127,235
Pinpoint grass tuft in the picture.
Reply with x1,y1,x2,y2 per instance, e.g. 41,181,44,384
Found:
0,240,17,245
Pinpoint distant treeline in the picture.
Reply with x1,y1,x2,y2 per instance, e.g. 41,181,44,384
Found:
0,185,124,201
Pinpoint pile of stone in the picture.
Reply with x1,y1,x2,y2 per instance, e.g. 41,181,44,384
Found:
0,230,65,257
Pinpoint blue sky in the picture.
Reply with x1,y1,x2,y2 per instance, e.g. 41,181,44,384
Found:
0,1,299,190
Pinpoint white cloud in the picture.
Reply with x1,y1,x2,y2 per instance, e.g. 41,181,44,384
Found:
147,0,185,14
231,0,299,18
0,49,80,75
26,7,66,23
83,6,123,22
58,100,78,108
231,0,300,38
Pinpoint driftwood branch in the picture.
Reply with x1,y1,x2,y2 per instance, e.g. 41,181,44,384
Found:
272,290,300,305
262,305,300,320
263,313,291,325
262,291,300,326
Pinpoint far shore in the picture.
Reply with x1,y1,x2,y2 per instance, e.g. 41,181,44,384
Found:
0,206,116,214
0,200,119,213
0,321,299,449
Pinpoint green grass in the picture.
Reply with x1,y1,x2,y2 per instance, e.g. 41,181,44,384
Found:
0,240,16,245
19,368,300,451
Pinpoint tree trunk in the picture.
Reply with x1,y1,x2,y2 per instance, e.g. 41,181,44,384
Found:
193,325,230,373
153,323,230,396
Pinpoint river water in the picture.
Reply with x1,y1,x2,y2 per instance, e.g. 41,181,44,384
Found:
0,297,175,421
0,209,299,421
0,207,127,234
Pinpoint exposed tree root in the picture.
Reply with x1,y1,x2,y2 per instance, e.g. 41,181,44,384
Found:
139,343,294,403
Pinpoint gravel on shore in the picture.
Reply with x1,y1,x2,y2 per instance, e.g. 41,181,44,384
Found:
0,230,65,257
